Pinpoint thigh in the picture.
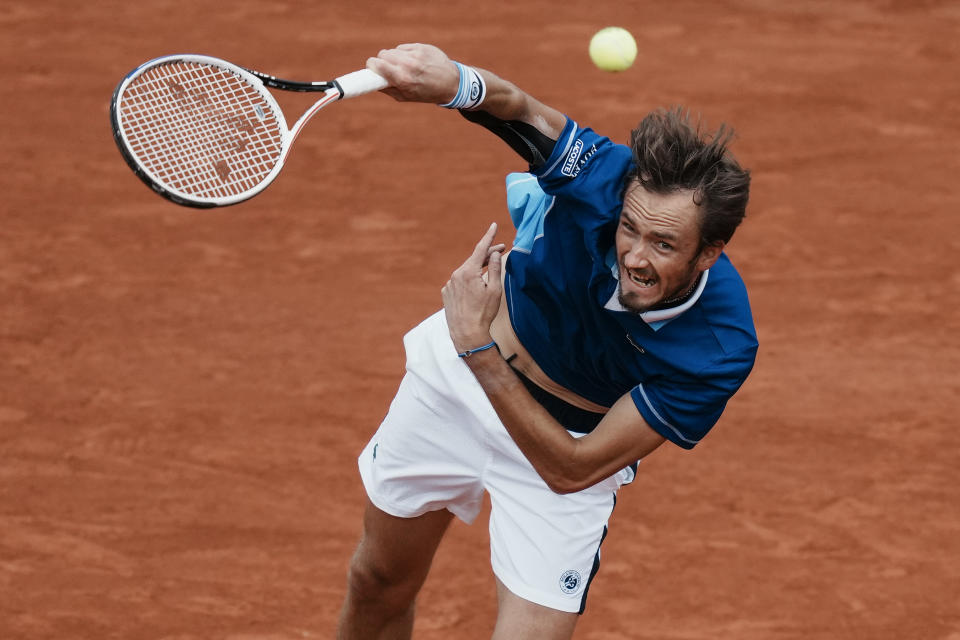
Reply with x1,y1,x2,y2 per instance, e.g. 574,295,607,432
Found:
358,371,488,525
492,578,578,640
352,498,455,588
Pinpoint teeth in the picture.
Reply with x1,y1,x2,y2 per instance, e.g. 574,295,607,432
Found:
629,272,655,287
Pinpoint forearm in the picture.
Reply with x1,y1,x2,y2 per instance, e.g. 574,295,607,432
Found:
471,70,567,140
367,44,566,158
455,69,566,166
442,226,665,493
460,348,589,493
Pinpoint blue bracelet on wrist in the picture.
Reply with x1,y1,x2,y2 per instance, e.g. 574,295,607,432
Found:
457,340,498,358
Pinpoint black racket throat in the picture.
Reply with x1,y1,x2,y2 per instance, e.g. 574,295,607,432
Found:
246,69,340,94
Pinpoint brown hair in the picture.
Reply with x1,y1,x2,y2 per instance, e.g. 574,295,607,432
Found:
627,107,751,246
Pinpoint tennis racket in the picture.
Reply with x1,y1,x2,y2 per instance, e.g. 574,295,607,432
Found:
110,54,388,208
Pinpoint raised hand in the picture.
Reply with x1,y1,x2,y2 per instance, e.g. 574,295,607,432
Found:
441,223,506,353
366,43,461,105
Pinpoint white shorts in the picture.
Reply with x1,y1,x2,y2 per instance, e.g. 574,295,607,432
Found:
358,310,635,613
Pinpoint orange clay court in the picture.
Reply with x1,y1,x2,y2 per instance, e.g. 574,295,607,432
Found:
1,1,958,638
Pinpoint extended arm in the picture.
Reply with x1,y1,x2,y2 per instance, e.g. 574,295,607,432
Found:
367,44,567,164
443,225,666,494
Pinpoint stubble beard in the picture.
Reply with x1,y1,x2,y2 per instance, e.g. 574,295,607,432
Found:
617,262,700,315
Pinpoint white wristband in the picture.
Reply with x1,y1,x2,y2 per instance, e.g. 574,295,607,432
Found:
439,62,486,110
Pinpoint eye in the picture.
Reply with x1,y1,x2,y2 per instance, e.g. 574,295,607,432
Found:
620,218,636,233
656,241,673,251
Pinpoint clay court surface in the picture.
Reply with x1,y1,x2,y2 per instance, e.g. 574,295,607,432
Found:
2,1,958,638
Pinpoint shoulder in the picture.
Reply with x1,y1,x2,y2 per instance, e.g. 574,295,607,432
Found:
536,117,632,192
647,254,757,378
698,253,757,356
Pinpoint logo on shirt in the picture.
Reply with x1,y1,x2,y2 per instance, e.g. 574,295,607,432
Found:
559,569,582,594
561,141,598,178
626,334,646,354
561,139,584,176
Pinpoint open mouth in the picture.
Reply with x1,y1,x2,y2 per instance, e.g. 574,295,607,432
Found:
627,269,657,289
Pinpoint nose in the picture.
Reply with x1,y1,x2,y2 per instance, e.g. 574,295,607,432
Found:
623,244,650,269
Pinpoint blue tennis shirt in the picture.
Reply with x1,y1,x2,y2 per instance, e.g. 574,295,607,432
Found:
503,117,758,449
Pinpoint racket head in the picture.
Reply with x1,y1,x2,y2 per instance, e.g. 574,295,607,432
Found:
111,54,293,208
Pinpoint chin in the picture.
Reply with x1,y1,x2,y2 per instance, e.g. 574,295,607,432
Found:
617,288,662,314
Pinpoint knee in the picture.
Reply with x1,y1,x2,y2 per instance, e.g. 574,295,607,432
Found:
345,549,418,609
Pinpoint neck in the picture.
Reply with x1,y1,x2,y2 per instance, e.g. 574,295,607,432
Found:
653,273,701,310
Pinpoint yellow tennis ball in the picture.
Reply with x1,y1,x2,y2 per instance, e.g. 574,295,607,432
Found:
589,27,637,72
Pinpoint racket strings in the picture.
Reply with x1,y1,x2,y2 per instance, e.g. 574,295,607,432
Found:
118,61,285,200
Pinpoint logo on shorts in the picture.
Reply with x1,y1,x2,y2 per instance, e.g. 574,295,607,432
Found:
559,570,582,594
372,443,378,461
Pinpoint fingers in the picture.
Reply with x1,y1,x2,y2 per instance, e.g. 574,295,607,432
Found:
487,246,503,284
468,223,498,267
366,48,414,83
365,56,396,94
484,243,506,267
480,243,506,269
365,44,457,103
441,223,504,351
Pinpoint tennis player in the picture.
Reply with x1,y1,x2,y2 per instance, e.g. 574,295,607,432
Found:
336,43,758,640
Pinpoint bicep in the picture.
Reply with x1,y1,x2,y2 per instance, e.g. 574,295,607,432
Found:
566,392,666,491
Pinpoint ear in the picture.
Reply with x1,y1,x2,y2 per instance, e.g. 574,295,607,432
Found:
696,241,725,271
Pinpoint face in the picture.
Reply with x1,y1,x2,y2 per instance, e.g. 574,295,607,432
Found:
615,182,722,313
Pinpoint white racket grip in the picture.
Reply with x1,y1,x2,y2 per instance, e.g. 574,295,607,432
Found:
336,69,389,99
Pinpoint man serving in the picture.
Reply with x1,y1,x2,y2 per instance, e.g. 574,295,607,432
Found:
337,43,758,640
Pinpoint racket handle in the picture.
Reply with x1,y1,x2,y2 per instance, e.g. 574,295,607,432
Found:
336,69,389,99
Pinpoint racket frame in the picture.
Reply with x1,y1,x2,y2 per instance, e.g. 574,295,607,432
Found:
110,54,359,208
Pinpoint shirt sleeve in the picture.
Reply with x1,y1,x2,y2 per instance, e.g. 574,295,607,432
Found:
505,172,550,224
533,117,632,217
630,345,757,449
